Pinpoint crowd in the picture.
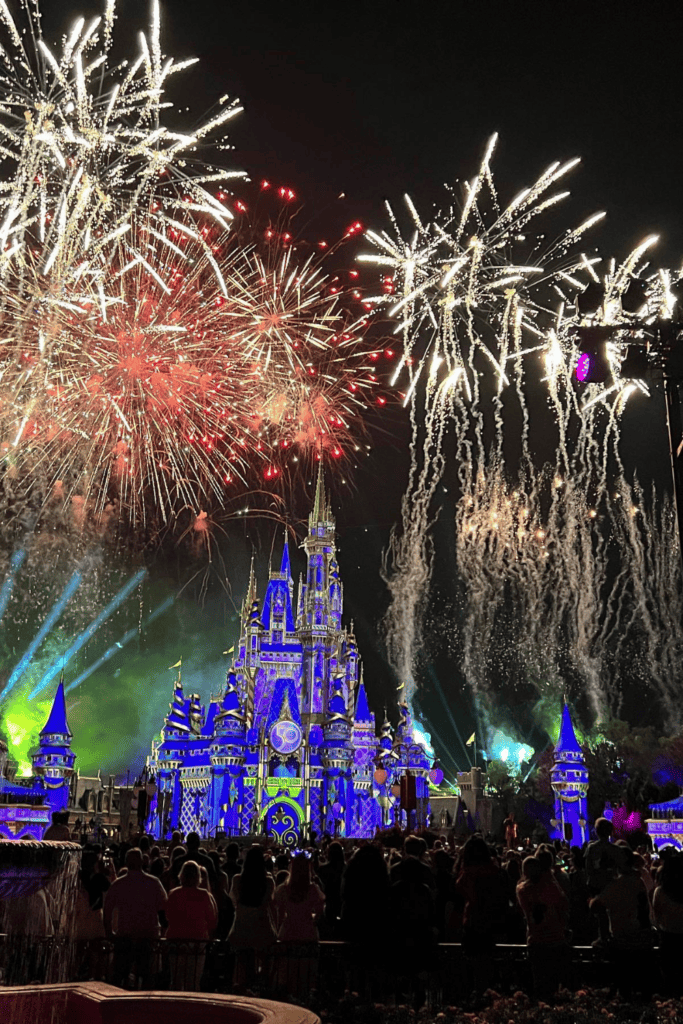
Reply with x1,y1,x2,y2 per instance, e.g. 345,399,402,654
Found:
4,814,683,1005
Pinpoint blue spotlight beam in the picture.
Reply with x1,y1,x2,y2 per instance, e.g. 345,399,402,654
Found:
29,569,148,699
0,569,84,704
427,666,474,768
0,548,26,624
64,596,175,695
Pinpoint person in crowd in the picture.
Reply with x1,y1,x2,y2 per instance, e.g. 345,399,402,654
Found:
340,844,390,946
651,851,683,995
228,845,276,991
390,853,437,971
316,840,345,938
43,810,71,841
148,846,165,879
161,845,187,892
224,842,242,884
455,836,509,956
390,835,435,889
175,831,218,893
590,846,654,999
517,855,570,998
585,817,625,894
273,852,325,997
103,847,168,988
567,846,593,944
165,860,219,990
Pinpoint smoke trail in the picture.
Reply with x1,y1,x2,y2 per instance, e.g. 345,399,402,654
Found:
364,138,682,744
28,568,148,699
64,595,175,695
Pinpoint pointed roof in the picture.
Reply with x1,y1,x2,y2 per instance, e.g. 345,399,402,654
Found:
280,533,292,580
354,675,373,724
41,677,71,737
313,461,326,521
555,703,582,755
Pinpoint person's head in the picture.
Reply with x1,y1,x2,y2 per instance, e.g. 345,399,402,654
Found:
171,830,182,845
522,856,543,884
570,846,585,870
150,845,161,860
535,845,555,873
275,853,290,872
287,853,312,900
595,817,613,840
125,847,144,872
226,842,239,862
179,860,201,888
461,836,491,868
617,846,636,875
276,869,289,886
326,841,344,868
171,845,186,863
659,852,683,903
399,854,426,885
404,835,427,859
138,835,150,854
186,831,200,851
239,845,268,907
433,849,452,874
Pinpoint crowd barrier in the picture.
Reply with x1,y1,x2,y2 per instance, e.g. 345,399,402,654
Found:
0,935,663,1007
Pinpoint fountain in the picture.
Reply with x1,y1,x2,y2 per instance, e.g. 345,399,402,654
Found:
0,839,81,985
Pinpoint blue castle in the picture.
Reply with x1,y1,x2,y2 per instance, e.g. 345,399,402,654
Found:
0,677,75,839
145,468,432,843
549,703,589,846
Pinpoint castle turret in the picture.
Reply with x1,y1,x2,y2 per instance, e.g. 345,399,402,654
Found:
32,676,75,814
300,464,339,720
550,703,589,846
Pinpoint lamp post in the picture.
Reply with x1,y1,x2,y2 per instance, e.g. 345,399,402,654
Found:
576,317,683,575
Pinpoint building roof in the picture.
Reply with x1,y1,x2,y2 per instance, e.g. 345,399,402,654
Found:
650,793,683,814
354,678,373,723
555,703,582,755
40,679,71,738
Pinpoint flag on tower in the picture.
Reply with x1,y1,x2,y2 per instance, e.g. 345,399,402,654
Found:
168,658,182,669
465,732,476,746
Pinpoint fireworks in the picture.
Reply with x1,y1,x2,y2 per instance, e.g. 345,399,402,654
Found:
0,2,381,535
368,135,683,734
0,0,243,288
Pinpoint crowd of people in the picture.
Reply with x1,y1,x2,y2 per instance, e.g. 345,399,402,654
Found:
4,814,683,1004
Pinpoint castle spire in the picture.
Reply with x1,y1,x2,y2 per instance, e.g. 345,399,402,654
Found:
556,702,581,754
354,671,373,724
280,532,292,580
41,673,71,739
312,459,327,522
243,554,257,614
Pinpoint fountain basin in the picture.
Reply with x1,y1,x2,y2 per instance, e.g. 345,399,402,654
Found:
0,983,320,1024
0,841,81,899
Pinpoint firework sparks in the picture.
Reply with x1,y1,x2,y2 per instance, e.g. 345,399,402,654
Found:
370,135,683,735
0,0,244,290
0,221,379,529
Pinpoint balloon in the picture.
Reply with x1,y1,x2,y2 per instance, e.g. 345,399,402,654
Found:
428,767,444,786
373,768,388,785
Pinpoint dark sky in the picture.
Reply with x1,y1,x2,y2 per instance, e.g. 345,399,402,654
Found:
10,0,682,774
160,0,683,756
159,0,683,265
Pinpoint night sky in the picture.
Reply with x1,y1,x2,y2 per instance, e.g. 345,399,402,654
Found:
4,0,683,777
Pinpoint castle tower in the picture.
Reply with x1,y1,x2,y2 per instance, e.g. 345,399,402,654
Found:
32,675,76,815
300,464,342,721
550,703,589,846
209,671,249,836
321,680,354,836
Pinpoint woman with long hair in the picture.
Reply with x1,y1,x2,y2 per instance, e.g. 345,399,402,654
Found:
228,845,276,991
273,853,325,997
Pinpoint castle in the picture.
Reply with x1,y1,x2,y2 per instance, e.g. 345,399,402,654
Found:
550,703,589,845
144,467,432,843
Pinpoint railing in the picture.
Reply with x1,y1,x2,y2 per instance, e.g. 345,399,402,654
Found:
0,935,662,1007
